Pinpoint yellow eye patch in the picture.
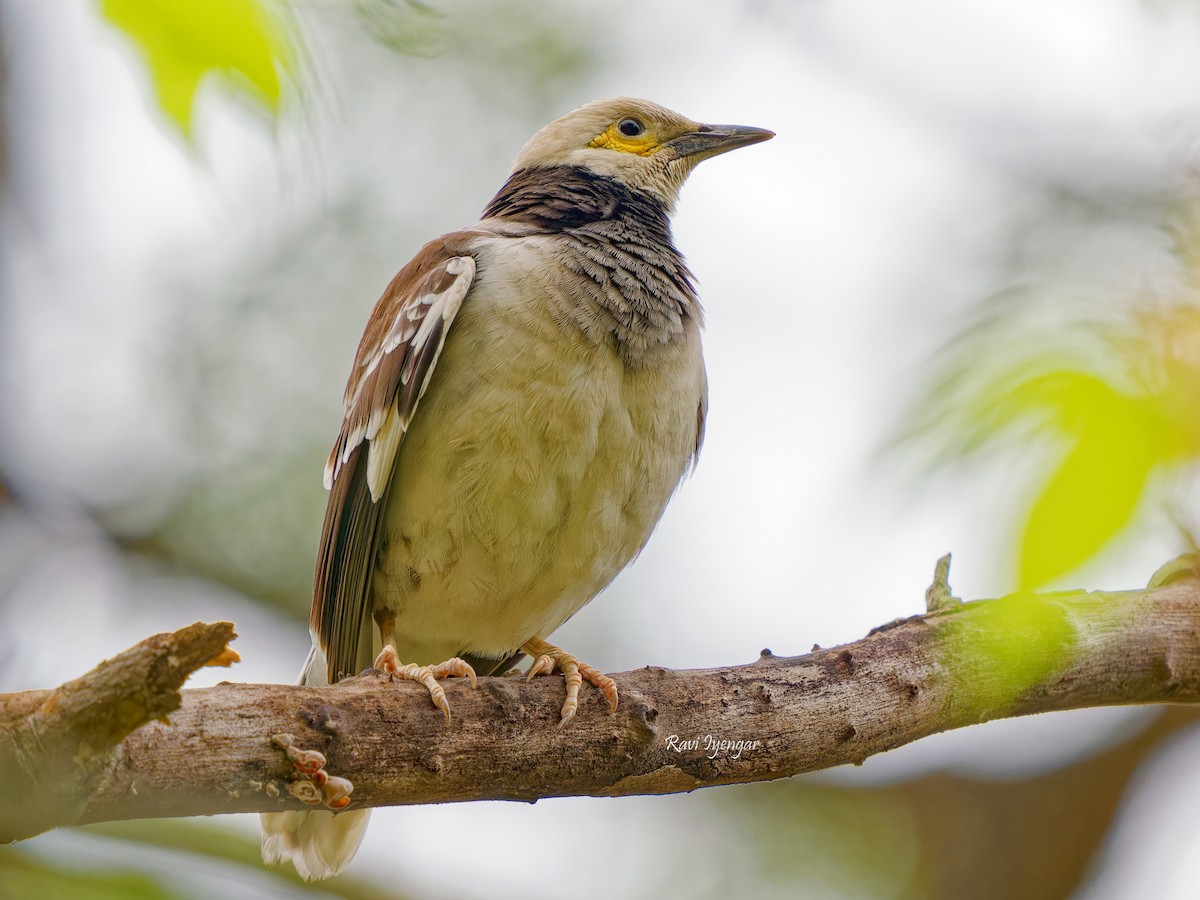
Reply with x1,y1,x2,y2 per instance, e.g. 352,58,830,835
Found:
588,120,661,156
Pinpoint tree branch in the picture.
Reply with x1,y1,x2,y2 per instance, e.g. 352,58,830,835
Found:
3,559,1199,843
0,621,239,840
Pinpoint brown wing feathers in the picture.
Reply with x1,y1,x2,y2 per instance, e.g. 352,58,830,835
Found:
311,236,478,683
312,445,385,680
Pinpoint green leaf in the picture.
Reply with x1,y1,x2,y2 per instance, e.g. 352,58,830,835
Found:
3,819,405,899
99,0,294,135
1017,392,1164,589
0,849,175,900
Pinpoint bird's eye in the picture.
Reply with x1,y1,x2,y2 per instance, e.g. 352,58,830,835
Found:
617,118,645,137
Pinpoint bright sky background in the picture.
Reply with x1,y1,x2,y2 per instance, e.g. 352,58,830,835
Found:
4,0,1200,897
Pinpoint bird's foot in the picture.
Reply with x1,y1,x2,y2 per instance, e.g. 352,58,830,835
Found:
373,646,477,723
521,637,618,728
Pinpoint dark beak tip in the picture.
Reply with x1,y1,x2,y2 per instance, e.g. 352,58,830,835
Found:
669,124,775,160
712,124,775,147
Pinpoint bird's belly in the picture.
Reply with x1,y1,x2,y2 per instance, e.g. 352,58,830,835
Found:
373,293,704,665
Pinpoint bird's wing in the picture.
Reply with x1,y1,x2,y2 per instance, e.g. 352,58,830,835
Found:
312,236,478,682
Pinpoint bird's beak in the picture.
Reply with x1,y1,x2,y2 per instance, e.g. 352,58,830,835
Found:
665,123,775,162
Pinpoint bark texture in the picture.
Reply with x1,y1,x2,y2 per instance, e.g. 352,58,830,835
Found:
2,561,1198,843
0,621,239,840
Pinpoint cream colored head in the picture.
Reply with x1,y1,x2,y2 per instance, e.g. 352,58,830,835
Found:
510,97,774,211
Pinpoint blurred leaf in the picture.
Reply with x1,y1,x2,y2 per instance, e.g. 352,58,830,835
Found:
0,819,406,900
685,707,1200,900
444,0,602,110
83,819,405,899
125,451,329,618
98,0,295,135
665,781,921,900
1018,391,1165,588
0,848,176,900
898,291,1200,588
355,0,446,56
712,708,1200,900
982,369,1115,436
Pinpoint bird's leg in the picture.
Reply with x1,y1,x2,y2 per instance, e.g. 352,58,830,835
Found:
373,610,477,723
521,637,619,728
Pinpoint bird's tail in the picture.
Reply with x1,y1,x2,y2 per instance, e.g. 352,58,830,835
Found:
261,807,371,881
260,644,370,881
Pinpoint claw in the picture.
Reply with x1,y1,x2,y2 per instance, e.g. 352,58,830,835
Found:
429,657,479,689
520,638,619,727
525,654,555,681
577,659,619,715
373,645,477,723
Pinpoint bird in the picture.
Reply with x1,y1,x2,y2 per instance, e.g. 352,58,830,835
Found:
260,97,772,880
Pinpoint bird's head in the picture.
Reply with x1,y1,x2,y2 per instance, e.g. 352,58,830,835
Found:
510,97,774,211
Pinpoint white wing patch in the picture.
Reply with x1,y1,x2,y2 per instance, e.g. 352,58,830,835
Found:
323,255,476,500
364,405,403,502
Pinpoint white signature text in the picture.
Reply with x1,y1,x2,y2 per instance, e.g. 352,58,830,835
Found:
664,734,762,759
